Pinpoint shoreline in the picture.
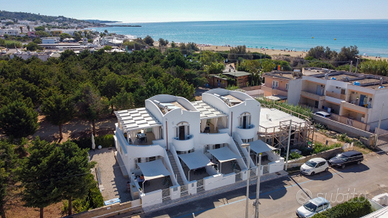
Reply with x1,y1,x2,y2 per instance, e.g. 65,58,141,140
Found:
198,44,388,61
153,41,387,61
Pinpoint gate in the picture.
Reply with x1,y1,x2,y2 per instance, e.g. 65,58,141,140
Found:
181,184,189,197
162,188,171,202
197,179,204,193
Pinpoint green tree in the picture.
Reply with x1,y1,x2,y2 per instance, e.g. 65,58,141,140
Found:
158,38,168,47
59,33,72,41
99,73,123,113
55,141,96,216
336,45,359,64
0,140,18,218
41,93,74,140
74,84,108,135
204,62,225,74
34,26,45,31
34,31,49,37
111,89,135,111
19,138,62,218
0,101,38,138
33,37,42,44
143,35,154,46
25,42,41,51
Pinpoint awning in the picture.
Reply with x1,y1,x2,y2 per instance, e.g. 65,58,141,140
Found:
137,159,170,181
179,152,213,170
249,140,277,154
208,147,240,163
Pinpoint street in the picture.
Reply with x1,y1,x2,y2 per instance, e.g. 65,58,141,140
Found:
141,152,388,218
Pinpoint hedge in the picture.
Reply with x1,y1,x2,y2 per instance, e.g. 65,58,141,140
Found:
72,134,114,150
312,196,372,218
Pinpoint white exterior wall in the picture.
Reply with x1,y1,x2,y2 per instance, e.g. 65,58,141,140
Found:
368,90,388,130
287,79,303,105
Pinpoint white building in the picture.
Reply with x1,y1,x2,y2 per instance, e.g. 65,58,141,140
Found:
114,88,284,207
0,28,20,36
41,37,60,44
288,68,388,131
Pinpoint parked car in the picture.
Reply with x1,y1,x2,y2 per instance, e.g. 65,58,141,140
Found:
314,111,331,118
329,150,364,169
300,157,329,176
296,197,331,218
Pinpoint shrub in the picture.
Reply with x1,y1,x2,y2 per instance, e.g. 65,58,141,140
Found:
62,184,104,215
312,196,372,218
72,134,114,150
312,142,342,154
289,151,302,160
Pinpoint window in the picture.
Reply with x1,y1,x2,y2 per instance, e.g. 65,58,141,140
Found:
176,122,190,140
272,80,279,89
240,112,251,129
316,204,324,212
285,83,289,90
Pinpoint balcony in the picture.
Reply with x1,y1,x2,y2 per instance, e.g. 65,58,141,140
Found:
342,101,371,114
172,134,194,151
236,124,256,140
301,90,325,101
261,85,288,97
325,91,346,100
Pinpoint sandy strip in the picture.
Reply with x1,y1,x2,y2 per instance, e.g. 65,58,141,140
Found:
152,42,387,61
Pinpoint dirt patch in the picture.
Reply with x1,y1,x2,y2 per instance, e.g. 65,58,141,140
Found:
32,115,117,143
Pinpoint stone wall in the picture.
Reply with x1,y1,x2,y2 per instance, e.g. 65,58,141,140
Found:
287,147,343,168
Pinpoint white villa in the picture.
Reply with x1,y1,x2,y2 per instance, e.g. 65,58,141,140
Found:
114,88,284,207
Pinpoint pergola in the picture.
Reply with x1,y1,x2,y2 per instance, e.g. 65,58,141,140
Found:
178,151,214,181
208,146,240,174
137,159,171,191
115,107,162,143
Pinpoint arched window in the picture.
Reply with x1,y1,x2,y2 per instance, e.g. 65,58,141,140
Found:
240,112,251,129
176,121,190,140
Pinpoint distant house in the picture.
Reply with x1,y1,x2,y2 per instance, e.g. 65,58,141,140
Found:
0,28,20,36
41,37,60,44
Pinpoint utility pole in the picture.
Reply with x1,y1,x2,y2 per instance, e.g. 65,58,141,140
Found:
355,57,359,73
375,103,384,148
285,119,292,170
349,61,353,72
254,153,262,218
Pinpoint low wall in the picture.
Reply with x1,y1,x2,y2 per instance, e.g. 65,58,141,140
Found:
268,159,284,173
287,147,343,168
313,114,373,139
204,173,235,191
71,200,141,218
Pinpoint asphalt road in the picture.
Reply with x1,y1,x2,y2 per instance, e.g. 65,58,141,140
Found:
141,152,388,218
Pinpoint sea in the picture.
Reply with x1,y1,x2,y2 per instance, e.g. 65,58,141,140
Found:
90,20,388,57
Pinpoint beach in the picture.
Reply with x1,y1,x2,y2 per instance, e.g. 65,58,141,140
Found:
153,42,388,61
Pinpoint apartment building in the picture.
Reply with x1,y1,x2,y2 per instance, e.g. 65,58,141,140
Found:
113,88,284,207
288,68,388,131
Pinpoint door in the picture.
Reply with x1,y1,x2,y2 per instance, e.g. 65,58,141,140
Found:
179,126,185,140
359,95,366,106
243,116,247,129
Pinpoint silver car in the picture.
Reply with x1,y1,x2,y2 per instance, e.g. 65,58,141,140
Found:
296,197,331,218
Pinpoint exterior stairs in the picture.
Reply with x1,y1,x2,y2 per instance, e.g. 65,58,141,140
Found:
167,151,185,186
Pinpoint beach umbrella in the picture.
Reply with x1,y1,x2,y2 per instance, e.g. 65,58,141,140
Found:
92,134,96,150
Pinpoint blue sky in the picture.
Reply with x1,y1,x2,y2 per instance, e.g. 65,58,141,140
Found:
1,0,388,23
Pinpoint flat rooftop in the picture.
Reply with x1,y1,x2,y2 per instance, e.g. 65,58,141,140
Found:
307,69,388,90
152,100,189,114
259,108,307,133
264,71,295,79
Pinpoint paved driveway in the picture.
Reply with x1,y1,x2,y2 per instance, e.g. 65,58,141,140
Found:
89,147,132,203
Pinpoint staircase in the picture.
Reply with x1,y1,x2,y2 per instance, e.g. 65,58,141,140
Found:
167,151,185,186
234,139,248,166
